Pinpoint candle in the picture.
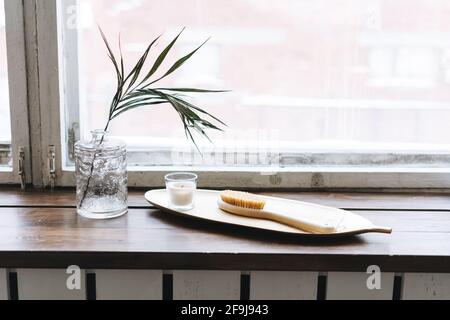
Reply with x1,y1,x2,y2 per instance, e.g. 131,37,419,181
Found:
167,182,196,207
165,173,198,210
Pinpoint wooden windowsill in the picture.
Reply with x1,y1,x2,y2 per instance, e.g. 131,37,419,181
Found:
0,186,449,272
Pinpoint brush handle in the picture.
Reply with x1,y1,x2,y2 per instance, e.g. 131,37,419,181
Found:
218,199,340,234
263,208,340,234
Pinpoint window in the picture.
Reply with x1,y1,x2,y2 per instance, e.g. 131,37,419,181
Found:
0,0,11,168
57,0,450,172
0,0,30,185
4,0,450,188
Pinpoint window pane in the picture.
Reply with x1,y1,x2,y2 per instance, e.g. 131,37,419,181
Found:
0,0,11,167
58,0,450,168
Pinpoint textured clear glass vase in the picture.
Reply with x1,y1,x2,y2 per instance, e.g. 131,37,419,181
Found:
75,130,128,219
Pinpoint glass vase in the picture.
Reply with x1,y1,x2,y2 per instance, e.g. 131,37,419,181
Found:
75,129,128,219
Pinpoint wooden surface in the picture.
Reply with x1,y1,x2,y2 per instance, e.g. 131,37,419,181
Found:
0,186,450,272
1,186,450,210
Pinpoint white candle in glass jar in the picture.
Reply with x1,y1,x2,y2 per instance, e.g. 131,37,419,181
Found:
167,181,196,208
165,172,198,210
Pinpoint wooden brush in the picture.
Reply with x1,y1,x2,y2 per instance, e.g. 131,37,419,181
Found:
218,190,342,234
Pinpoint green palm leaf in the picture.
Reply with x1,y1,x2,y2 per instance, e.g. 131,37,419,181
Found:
99,27,227,150
156,88,230,93
111,100,167,120
147,38,210,86
98,26,122,83
138,27,185,87
124,34,161,92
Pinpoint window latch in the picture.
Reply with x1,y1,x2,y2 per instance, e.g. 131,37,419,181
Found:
48,145,56,189
18,147,26,190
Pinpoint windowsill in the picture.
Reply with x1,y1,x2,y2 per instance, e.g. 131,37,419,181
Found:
0,186,449,272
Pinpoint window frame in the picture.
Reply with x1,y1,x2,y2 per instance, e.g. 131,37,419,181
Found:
28,0,450,189
0,0,31,185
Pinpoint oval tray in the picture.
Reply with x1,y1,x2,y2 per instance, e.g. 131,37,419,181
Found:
145,189,392,237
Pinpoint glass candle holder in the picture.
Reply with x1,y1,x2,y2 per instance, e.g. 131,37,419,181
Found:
165,172,198,210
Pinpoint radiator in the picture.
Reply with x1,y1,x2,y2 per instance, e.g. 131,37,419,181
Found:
0,269,448,300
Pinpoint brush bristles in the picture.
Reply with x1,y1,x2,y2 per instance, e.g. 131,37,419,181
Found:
220,190,266,210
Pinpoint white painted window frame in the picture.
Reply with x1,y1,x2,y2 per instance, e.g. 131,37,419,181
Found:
24,0,450,189
0,0,31,185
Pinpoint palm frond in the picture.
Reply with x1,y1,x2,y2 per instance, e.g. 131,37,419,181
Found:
138,27,185,87
156,88,230,93
124,34,161,93
98,26,122,84
99,27,227,150
111,100,167,120
147,37,210,86
118,33,125,81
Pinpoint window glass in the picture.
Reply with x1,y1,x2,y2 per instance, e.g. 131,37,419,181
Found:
59,0,450,168
0,0,11,167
